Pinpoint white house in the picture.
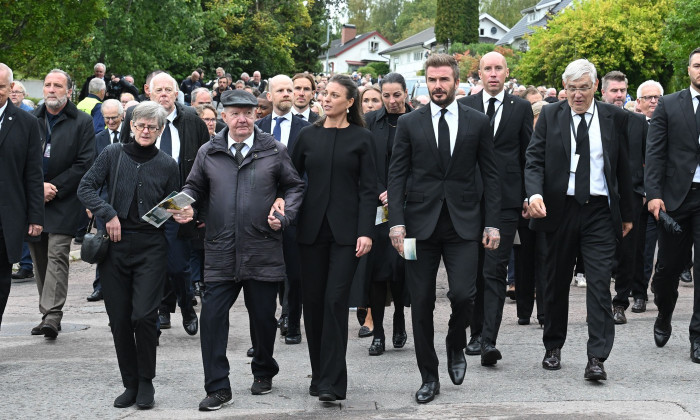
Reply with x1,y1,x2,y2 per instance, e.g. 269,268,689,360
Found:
496,0,574,50
379,14,510,77
320,24,392,74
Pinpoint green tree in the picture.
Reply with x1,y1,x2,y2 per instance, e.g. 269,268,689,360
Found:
480,0,538,28
435,0,479,46
660,0,699,92
395,0,437,40
346,0,403,42
517,0,673,92
291,0,326,73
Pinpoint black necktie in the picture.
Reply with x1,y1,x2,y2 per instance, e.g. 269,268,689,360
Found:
486,97,497,121
438,108,450,171
112,131,119,144
695,97,700,138
160,121,172,156
574,113,590,205
297,113,305,120
232,142,245,166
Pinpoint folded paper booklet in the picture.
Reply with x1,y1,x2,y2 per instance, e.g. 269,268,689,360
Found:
142,191,195,228
403,238,417,260
375,206,389,225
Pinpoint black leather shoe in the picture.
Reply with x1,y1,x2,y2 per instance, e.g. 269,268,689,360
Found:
114,388,138,408
309,384,319,397
631,298,646,313
11,268,34,280
183,308,198,336
654,314,672,347
542,348,561,370
318,391,345,401
481,341,502,366
446,338,466,385
680,268,692,283
518,317,530,325
41,320,59,339
465,335,482,356
278,315,289,336
86,289,103,302
159,313,171,329
247,347,254,357
358,325,373,337
369,337,385,356
393,330,407,348
415,381,440,404
285,326,302,344
613,306,627,324
584,357,607,380
31,322,44,335
136,380,155,409
691,341,700,363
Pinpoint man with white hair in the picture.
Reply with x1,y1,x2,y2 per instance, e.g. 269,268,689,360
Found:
77,77,106,133
79,62,106,101
526,59,634,380
9,81,33,112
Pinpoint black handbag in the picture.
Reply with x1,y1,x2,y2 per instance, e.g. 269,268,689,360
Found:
81,146,123,264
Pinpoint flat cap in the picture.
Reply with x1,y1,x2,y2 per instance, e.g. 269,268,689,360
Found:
220,89,258,107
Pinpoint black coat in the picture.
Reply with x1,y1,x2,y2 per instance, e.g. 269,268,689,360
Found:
0,101,44,262
34,101,95,236
626,110,647,197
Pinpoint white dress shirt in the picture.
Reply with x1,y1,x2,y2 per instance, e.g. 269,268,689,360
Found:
292,107,311,121
567,102,608,198
430,100,458,154
690,85,700,182
482,89,505,134
156,108,181,162
0,100,7,132
228,132,255,158
270,110,294,146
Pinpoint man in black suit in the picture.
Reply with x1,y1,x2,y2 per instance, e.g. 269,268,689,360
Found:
0,63,44,330
388,53,501,403
646,47,700,363
526,59,634,380
292,73,320,123
458,51,533,365
599,71,648,325
255,74,309,345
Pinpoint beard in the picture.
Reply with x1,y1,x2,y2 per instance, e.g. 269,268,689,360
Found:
430,87,456,107
45,94,68,110
276,100,292,113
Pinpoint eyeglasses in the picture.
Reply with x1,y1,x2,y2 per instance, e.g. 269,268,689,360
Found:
202,118,216,124
10,90,24,95
639,95,660,102
133,123,160,132
565,86,593,93
104,116,121,121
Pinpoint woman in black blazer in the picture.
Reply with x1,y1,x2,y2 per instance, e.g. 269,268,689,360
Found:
291,74,377,402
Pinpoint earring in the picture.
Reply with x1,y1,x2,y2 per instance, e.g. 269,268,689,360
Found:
346,108,350,114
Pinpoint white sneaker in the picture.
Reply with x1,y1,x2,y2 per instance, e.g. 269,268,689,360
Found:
573,273,587,288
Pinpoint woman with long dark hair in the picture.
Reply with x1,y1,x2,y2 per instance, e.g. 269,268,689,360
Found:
291,74,377,401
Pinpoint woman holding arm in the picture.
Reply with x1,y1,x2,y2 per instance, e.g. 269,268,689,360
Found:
291,74,378,402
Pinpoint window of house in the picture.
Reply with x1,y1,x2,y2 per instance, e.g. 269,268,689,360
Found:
480,28,484,35
413,51,422,61
369,41,379,52
491,26,498,35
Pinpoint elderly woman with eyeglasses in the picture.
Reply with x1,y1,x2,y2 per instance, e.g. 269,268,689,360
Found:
78,101,180,410
195,104,218,139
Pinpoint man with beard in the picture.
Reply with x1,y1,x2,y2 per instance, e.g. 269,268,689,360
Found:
291,73,320,123
31,69,95,337
387,53,501,403
213,76,232,113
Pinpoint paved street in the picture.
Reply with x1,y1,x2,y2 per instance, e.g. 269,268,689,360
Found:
1,251,699,419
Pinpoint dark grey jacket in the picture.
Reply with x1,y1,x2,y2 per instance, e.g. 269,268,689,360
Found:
182,127,304,283
77,144,180,224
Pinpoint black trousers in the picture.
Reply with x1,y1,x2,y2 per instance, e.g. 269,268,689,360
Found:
368,223,406,340
101,230,167,389
481,208,519,346
160,220,194,315
406,204,478,383
201,279,279,393
514,225,546,321
613,195,646,309
299,220,358,399
652,187,700,343
0,232,11,328
281,225,302,331
543,197,616,360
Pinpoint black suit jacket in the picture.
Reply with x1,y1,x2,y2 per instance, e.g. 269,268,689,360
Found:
255,113,310,155
645,88,699,211
307,110,320,124
525,100,634,239
364,106,414,194
458,91,533,208
0,101,44,262
387,102,502,241
626,110,647,197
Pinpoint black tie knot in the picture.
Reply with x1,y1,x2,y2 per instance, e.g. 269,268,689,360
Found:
440,108,448,118
233,142,245,152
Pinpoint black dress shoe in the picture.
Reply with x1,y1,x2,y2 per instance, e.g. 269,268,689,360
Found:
415,381,440,404
285,326,302,344
691,341,700,363
446,339,466,385
86,289,103,302
309,384,319,397
679,268,692,283
542,348,561,370
31,322,44,335
11,268,34,280
247,347,254,357
114,387,138,408
159,313,171,329
654,314,672,347
481,341,502,366
278,315,289,336
183,308,198,336
358,325,373,337
136,380,155,409
518,317,530,325
584,357,607,380
41,320,59,339
318,391,345,401
613,306,627,324
392,330,407,348
631,298,646,313
369,337,385,356
465,335,481,355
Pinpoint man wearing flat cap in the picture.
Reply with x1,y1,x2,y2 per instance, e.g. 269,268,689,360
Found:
171,89,305,411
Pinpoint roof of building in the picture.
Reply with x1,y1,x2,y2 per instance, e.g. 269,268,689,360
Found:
323,31,392,58
496,0,573,45
380,27,436,55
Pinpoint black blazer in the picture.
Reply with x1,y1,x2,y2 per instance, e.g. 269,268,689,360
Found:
95,128,113,158
458,91,533,208
0,101,44,262
626,110,647,197
387,102,502,241
308,110,320,124
255,113,310,155
364,106,414,194
525,100,634,239
645,88,698,211
291,124,378,245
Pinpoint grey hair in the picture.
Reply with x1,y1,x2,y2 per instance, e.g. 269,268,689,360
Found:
149,72,178,93
191,87,212,103
94,63,106,71
88,77,106,94
531,100,548,117
131,101,168,129
14,81,26,93
47,69,73,90
241,72,250,79
0,63,13,83
636,80,664,98
562,59,597,85
102,99,123,115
